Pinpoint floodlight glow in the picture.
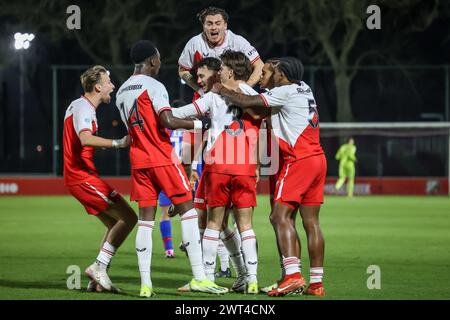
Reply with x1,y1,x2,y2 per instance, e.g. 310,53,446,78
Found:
14,32,35,50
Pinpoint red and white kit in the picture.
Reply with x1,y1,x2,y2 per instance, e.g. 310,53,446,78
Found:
63,96,119,215
179,30,262,144
173,83,261,208
115,74,192,208
178,30,261,72
259,82,327,208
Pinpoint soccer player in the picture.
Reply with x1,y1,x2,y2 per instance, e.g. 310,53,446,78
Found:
178,6,263,95
212,57,327,297
178,7,264,273
174,57,247,293
63,65,137,293
115,40,227,297
173,51,263,294
335,137,357,197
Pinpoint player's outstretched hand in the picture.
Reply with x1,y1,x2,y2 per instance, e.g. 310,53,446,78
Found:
211,82,223,94
200,117,212,130
112,135,131,148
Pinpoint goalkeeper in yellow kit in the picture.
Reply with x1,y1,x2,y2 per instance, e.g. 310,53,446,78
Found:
335,138,357,197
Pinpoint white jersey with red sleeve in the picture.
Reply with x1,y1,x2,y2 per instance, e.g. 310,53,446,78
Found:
115,74,178,169
259,82,324,163
178,30,261,71
173,83,261,175
63,96,99,186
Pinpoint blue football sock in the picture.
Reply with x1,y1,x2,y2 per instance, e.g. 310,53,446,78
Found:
160,220,173,251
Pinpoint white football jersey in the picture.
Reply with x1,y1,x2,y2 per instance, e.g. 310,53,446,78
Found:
178,30,260,71
172,83,261,175
259,82,324,162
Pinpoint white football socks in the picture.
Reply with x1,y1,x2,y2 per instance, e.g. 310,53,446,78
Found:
181,208,206,281
202,228,220,281
240,229,258,283
282,256,300,276
310,267,324,284
217,240,230,271
136,220,154,287
220,227,247,277
96,241,116,269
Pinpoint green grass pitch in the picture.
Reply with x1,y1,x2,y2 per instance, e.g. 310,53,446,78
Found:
0,195,449,300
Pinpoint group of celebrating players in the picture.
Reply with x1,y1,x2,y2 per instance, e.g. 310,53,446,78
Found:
62,7,326,298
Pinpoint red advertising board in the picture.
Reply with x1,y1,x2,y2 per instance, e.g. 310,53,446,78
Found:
0,176,447,196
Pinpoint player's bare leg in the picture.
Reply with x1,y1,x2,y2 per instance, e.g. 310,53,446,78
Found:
233,207,259,294
175,201,228,294
300,205,325,296
86,196,137,293
268,203,305,296
262,207,300,294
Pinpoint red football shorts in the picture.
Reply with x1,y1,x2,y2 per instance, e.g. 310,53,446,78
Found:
131,164,192,208
194,173,207,211
274,154,327,208
204,172,257,209
68,177,120,215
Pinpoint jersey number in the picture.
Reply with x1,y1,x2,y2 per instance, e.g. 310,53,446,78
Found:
308,99,319,128
120,100,144,131
225,105,244,136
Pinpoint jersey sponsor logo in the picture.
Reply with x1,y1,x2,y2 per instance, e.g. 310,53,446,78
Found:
202,52,210,57
84,117,91,124
308,99,319,128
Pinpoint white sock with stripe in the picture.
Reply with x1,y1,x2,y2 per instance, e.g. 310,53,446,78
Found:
202,228,220,281
181,208,206,281
96,241,116,270
136,220,154,287
282,256,300,276
217,240,230,271
240,229,258,283
310,267,324,284
220,227,246,277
